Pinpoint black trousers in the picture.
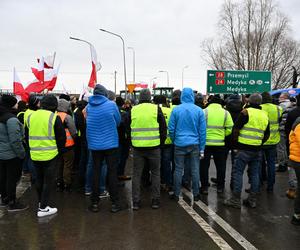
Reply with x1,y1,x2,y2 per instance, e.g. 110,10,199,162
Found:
0,158,22,203
200,146,227,189
91,148,119,204
33,157,57,209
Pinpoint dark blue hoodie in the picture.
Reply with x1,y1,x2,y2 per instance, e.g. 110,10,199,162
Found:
168,88,206,151
86,95,121,150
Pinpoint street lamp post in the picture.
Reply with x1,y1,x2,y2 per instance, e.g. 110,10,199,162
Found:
181,65,189,89
114,71,117,94
127,47,135,83
69,36,102,87
99,29,127,98
158,70,169,87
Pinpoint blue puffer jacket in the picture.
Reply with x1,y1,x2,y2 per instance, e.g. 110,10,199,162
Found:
168,88,206,151
86,95,121,150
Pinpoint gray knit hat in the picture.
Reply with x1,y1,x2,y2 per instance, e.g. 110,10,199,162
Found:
93,84,108,97
249,93,262,105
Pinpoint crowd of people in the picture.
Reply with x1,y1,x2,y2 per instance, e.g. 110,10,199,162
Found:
0,85,299,226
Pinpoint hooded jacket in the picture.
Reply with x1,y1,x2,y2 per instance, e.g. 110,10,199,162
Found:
0,106,25,160
57,99,77,140
168,88,206,151
86,95,121,150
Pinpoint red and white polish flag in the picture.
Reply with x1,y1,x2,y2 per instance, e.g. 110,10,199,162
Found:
88,44,101,88
31,57,44,83
25,65,60,94
44,65,60,91
37,52,56,69
13,68,28,102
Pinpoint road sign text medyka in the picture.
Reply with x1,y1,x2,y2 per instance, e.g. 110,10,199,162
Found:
207,70,271,94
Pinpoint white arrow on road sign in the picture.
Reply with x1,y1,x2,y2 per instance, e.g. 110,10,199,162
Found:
209,74,214,77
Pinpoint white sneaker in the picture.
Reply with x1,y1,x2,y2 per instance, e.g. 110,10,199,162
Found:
99,191,110,199
37,206,58,217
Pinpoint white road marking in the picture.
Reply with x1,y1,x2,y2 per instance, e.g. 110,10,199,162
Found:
182,189,258,250
178,199,233,250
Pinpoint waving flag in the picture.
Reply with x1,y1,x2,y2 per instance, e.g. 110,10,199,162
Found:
37,52,56,69
25,79,45,94
88,44,101,88
25,66,60,93
13,68,28,102
31,57,44,83
44,65,60,91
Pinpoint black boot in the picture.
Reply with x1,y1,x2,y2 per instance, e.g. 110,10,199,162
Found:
224,192,241,209
243,192,257,208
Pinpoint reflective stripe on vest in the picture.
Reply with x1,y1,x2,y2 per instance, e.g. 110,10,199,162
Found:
261,103,282,145
24,109,35,128
131,103,160,147
161,106,172,145
204,103,230,146
17,111,25,118
28,110,58,161
57,112,75,147
238,108,269,146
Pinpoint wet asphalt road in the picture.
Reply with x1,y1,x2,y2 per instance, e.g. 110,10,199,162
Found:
1,155,300,250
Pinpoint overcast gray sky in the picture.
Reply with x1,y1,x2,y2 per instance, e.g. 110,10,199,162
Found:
0,0,299,94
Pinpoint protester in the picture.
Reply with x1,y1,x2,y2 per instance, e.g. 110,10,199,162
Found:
287,116,300,225
285,93,300,199
0,95,27,212
224,94,243,189
22,95,40,183
56,99,77,192
128,89,167,210
277,92,294,172
201,94,233,194
154,95,173,193
261,92,282,192
116,96,131,181
16,100,27,124
194,93,205,109
169,87,206,201
86,84,121,213
224,93,269,209
27,94,66,217
73,100,88,188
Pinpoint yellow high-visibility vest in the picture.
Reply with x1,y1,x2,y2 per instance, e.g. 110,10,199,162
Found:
28,109,58,161
261,103,282,145
131,103,160,147
24,109,35,128
161,106,172,145
204,103,233,146
238,108,269,146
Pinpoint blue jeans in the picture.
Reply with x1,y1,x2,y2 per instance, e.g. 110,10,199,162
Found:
161,145,173,187
263,147,277,190
174,145,200,197
85,151,107,193
233,150,262,194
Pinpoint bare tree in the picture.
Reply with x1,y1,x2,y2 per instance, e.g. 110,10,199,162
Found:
202,0,300,89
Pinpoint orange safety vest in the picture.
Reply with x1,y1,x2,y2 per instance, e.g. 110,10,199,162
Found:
57,112,75,147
